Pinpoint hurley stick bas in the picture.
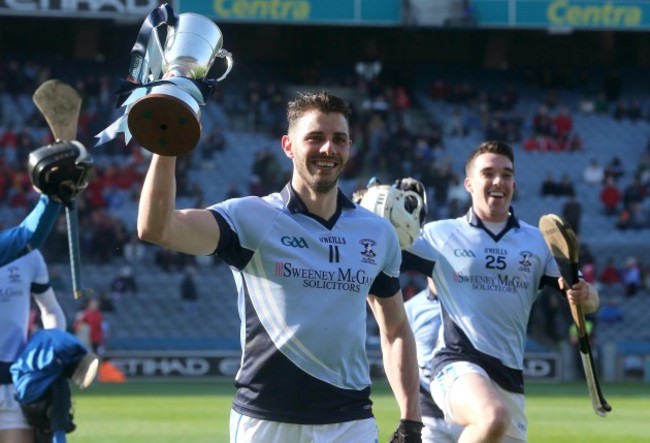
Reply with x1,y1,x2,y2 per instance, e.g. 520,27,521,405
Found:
539,214,611,417
32,80,90,299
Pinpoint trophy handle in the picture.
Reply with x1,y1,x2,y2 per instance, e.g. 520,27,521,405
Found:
215,49,234,82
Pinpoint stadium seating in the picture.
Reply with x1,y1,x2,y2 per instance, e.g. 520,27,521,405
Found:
3,64,649,357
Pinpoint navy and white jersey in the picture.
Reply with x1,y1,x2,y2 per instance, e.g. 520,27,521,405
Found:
404,288,444,419
403,208,560,394
208,183,402,424
0,250,50,364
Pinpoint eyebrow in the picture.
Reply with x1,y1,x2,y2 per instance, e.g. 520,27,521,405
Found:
480,166,514,174
305,131,349,139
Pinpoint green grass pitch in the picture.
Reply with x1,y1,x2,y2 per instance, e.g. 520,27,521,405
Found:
67,379,648,442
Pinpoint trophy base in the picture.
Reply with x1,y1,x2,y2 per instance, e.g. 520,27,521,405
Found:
128,92,201,156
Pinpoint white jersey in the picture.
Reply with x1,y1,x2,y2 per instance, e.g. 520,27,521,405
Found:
209,184,402,424
404,288,444,419
0,250,51,364
404,208,560,393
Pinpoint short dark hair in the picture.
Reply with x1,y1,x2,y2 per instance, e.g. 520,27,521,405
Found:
287,92,352,131
465,141,515,175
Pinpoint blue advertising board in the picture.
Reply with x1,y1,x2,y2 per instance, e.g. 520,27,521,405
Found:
176,0,401,25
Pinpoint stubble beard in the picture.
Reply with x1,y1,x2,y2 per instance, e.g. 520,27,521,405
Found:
296,158,342,194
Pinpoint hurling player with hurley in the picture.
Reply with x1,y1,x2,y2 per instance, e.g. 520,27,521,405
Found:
399,141,600,442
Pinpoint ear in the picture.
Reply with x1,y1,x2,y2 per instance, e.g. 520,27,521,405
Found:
281,135,293,159
464,176,472,193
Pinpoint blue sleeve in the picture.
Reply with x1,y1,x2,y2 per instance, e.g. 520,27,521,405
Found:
0,195,62,267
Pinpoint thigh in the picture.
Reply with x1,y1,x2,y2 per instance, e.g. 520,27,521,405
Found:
430,361,506,426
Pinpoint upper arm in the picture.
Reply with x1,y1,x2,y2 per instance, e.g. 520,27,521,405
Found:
33,288,66,330
160,208,221,256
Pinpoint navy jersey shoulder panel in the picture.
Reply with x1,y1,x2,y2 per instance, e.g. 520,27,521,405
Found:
210,209,254,269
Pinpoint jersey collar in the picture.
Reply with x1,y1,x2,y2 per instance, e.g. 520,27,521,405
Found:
465,206,520,241
280,183,355,224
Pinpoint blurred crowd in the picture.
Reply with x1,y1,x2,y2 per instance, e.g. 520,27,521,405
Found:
2,58,650,350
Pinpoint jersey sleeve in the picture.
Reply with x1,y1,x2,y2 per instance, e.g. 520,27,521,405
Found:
209,196,278,270
0,196,61,267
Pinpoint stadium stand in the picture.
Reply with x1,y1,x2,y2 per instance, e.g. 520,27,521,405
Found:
1,55,649,380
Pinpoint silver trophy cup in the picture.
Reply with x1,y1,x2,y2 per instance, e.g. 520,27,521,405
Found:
128,12,233,156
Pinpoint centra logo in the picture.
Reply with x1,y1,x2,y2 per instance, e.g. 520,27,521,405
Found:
281,236,309,248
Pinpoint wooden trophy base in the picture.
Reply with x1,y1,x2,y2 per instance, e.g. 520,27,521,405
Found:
128,93,201,156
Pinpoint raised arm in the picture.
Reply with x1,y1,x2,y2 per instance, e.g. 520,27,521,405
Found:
0,195,62,267
137,154,220,256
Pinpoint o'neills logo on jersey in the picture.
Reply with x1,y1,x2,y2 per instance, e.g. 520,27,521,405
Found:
275,263,374,292
454,272,529,294
319,235,346,245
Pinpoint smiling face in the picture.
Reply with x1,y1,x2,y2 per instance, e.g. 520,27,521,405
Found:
465,151,515,222
282,109,351,194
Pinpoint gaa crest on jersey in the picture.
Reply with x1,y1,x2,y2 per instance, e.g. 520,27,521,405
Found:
519,250,533,272
7,266,20,284
359,238,377,264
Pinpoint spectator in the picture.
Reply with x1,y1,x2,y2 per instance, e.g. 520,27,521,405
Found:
604,156,625,183
599,257,621,286
583,158,605,186
567,132,584,152
109,265,138,299
598,297,624,324
532,104,553,136
622,177,646,209
600,177,621,215
554,106,573,139
74,298,105,356
621,257,642,297
555,174,576,197
540,173,559,196
616,202,648,230
562,192,582,234
97,290,116,313
180,266,199,312
123,233,147,263
225,182,242,199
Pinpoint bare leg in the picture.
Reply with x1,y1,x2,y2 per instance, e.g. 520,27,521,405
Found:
449,373,511,443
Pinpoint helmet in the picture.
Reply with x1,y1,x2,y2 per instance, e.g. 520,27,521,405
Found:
358,184,426,249
28,141,93,203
